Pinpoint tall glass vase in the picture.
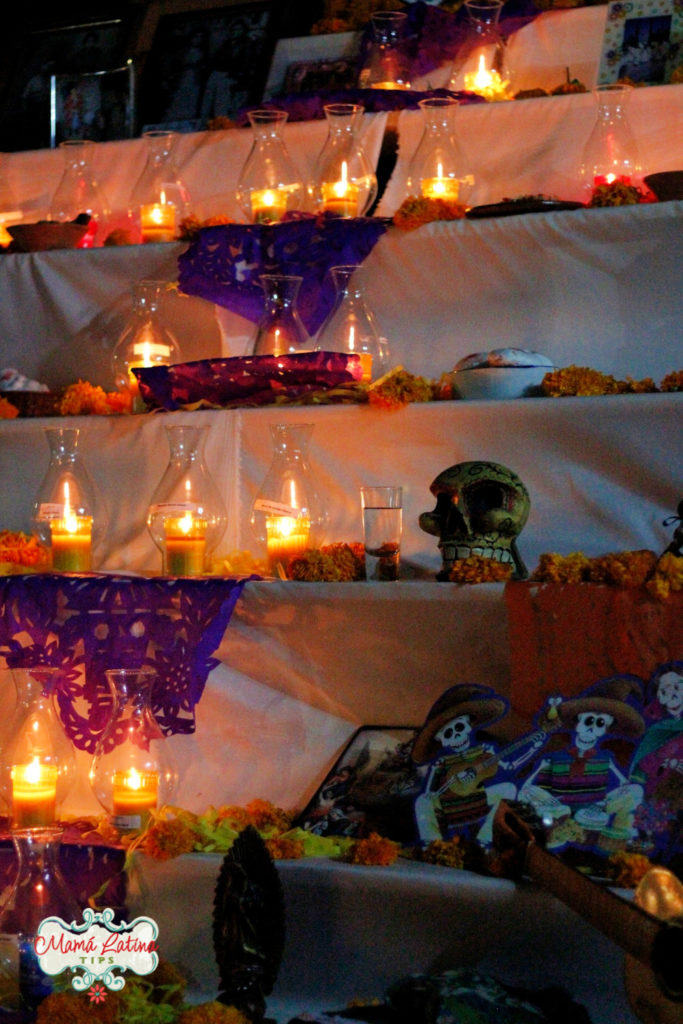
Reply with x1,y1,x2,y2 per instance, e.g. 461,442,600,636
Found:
447,0,512,101
147,424,228,576
251,423,327,575
31,426,102,572
358,11,412,90
235,109,304,224
579,84,643,197
129,130,191,242
251,274,310,356
0,828,81,1012
405,96,472,205
111,280,181,408
0,668,76,830
314,265,388,380
89,668,178,832
312,103,378,218
48,139,111,247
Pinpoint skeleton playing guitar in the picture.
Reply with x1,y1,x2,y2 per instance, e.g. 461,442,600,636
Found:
493,800,683,1024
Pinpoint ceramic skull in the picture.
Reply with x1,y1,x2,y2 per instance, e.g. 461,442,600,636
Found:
419,461,530,580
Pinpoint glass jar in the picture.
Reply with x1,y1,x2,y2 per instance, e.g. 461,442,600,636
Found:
312,103,378,218
251,423,327,575
579,84,643,197
405,96,473,205
447,0,512,101
358,11,412,90
0,668,76,830
314,265,388,380
235,109,305,224
251,274,310,356
48,139,111,247
89,668,178,833
31,427,101,572
0,828,81,1013
129,130,191,243
147,424,228,576
111,280,181,409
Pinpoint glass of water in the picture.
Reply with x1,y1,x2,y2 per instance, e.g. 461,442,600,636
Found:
360,485,403,581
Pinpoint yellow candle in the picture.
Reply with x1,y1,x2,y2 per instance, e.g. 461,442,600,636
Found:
464,55,511,101
321,162,360,218
421,169,459,202
251,188,287,224
50,512,93,572
266,515,311,571
140,202,176,243
163,512,208,576
358,353,373,382
11,759,58,829
112,768,158,825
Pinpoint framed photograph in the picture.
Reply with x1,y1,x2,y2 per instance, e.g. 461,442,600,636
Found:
598,0,683,85
263,30,361,100
138,2,278,133
49,64,136,147
0,18,132,151
283,57,359,95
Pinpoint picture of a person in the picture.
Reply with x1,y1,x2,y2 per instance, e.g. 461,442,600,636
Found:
630,662,683,813
411,684,516,847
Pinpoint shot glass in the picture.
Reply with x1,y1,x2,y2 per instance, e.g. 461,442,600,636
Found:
360,485,403,581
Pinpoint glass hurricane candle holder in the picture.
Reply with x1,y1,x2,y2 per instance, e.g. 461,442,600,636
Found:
31,427,102,572
48,139,111,247
314,265,388,380
358,11,412,90
251,423,327,575
147,424,228,576
89,668,178,833
111,280,181,410
129,130,191,243
312,103,378,218
0,668,76,830
405,96,473,205
579,84,643,197
251,274,310,356
235,109,304,224
447,0,512,101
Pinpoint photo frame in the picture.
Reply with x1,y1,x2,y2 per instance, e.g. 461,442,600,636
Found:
0,18,132,152
598,0,683,85
138,2,278,133
50,64,136,147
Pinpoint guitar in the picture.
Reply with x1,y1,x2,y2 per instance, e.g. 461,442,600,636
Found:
493,800,683,1023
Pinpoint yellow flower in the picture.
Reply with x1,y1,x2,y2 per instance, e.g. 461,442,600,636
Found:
533,551,591,583
59,379,132,416
645,551,683,601
392,195,468,232
142,815,199,860
421,838,467,869
541,365,621,397
449,555,513,584
345,832,400,866
660,370,683,392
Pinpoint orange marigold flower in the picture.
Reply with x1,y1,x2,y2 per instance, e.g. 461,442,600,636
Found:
215,804,252,829
589,181,646,207
393,195,468,232
606,850,653,888
288,543,365,581
345,832,399,866
421,838,467,869
367,367,434,410
0,395,19,419
587,549,657,587
645,551,683,601
245,798,293,833
142,817,198,860
60,379,131,416
660,370,683,392
541,365,621,397
532,551,591,583
449,555,513,584
265,835,305,859
0,530,50,568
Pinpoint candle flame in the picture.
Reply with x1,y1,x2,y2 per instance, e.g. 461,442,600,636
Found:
25,756,42,784
334,161,350,198
125,767,142,790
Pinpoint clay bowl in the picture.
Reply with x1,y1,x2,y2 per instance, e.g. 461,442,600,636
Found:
7,221,89,252
643,171,683,202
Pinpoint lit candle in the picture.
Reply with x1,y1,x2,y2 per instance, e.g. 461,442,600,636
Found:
421,163,460,202
593,173,631,187
163,512,208,576
112,767,158,827
50,485,92,572
464,55,511,101
321,162,360,218
266,514,311,571
250,188,288,224
140,201,176,243
11,758,58,829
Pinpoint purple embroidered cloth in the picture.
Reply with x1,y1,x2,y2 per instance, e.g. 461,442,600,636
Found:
0,573,250,754
135,351,365,412
178,213,389,335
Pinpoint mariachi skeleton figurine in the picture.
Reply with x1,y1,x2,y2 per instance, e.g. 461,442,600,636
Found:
419,461,530,581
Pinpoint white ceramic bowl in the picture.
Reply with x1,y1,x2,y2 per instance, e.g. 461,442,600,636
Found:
453,364,552,400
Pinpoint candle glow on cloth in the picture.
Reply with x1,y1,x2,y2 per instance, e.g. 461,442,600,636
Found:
321,162,360,218
11,758,58,828
266,514,311,570
163,512,208,576
464,55,511,101
50,485,92,573
250,188,287,224
112,767,158,824
140,201,176,242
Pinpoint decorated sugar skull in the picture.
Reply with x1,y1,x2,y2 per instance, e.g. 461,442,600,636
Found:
419,461,530,580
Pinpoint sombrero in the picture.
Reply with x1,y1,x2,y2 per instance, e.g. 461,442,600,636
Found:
553,675,645,738
411,684,508,765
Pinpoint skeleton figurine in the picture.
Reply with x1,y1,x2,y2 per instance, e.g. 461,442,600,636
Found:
419,461,530,580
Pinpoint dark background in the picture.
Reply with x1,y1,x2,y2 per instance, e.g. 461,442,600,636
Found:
0,1,325,151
